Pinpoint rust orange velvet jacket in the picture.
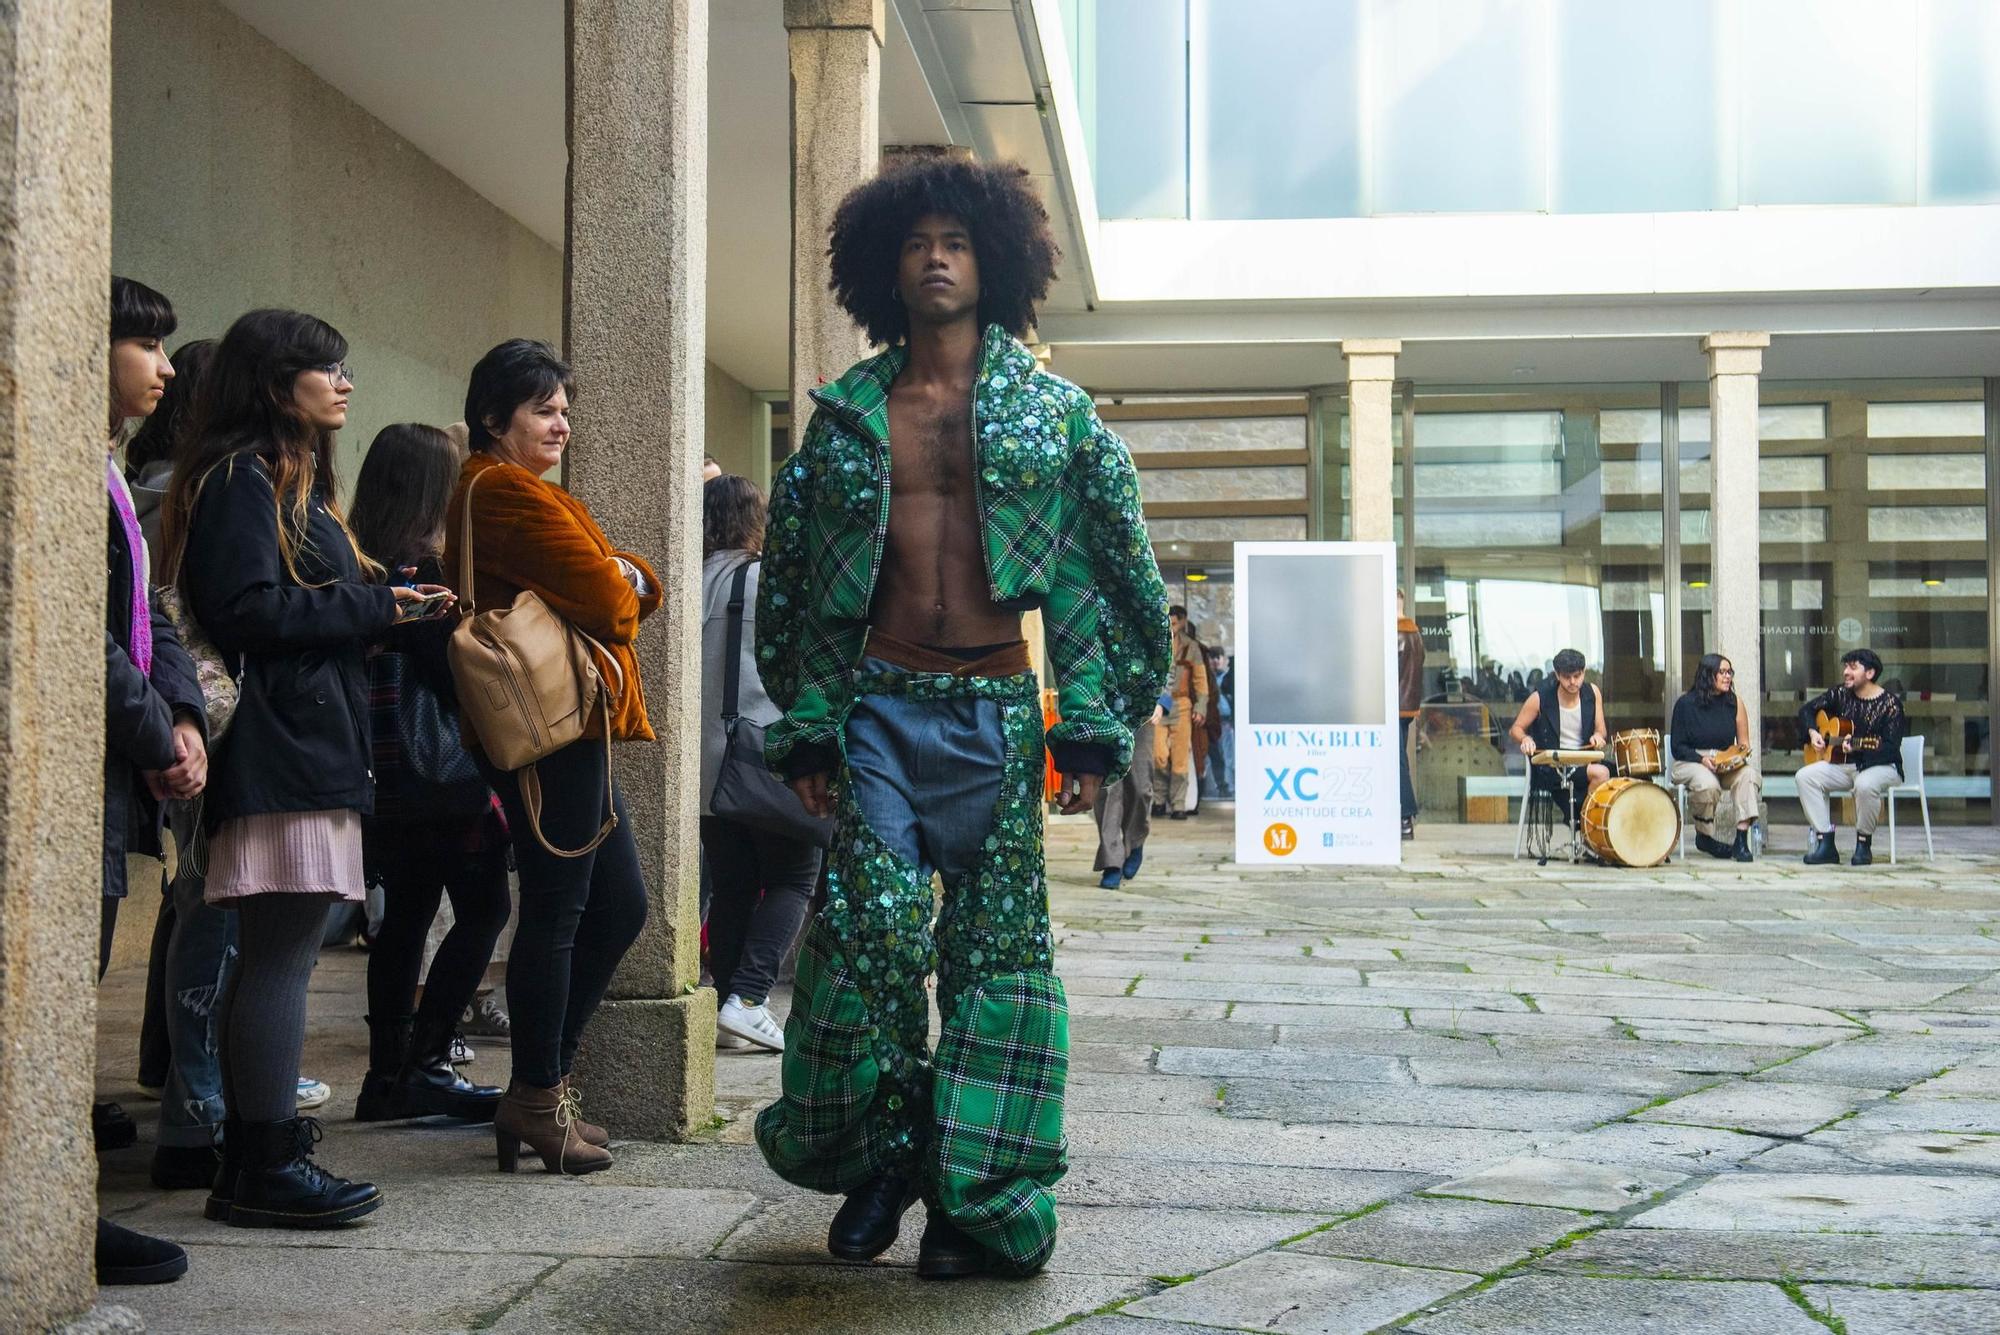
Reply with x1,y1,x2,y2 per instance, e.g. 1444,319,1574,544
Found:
444,452,663,743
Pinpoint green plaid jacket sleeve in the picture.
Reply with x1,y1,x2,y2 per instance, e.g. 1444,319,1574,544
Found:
1043,406,1172,781
756,417,862,775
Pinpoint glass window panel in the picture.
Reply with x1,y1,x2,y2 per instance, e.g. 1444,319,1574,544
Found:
1370,0,1546,213
1409,461,1561,498
1925,0,2000,202
1866,401,1986,438
1138,465,1307,503
1191,0,1363,219
1761,457,1828,492
1763,507,1828,544
1868,453,1985,490
1147,515,1306,543
1415,510,1563,547
1869,505,1985,542
1088,0,1187,218
1738,0,1919,206
1550,0,1723,212
1601,456,1824,495
1117,416,1305,452
1415,410,1564,451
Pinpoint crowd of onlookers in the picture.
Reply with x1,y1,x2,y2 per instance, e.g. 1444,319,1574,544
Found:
94,277,813,1287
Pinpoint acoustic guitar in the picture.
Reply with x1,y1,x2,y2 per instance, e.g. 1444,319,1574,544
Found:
1803,710,1880,766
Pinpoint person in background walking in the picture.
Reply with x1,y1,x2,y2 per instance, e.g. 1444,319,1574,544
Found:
700,474,821,1053
350,423,508,1121
446,339,658,1175
1151,604,1208,820
1095,702,1161,888
1397,588,1424,840
97,276,207,1284
167,308,448,1228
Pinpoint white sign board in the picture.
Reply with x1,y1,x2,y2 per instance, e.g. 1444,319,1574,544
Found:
1233,542,1401,866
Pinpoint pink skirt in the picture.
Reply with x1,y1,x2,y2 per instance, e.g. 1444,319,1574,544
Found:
205,809,366,903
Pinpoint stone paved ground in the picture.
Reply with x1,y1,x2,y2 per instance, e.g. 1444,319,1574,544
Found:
95,812,2000,1333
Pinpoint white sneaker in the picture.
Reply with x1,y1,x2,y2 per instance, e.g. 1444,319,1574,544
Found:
295,1076,332,1111
449,1034,476,1066
717,996,785,1052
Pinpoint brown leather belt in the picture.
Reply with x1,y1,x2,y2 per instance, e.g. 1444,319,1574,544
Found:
863,628,1032,678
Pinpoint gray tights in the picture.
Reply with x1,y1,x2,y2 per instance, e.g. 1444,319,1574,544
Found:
216,895,331,1123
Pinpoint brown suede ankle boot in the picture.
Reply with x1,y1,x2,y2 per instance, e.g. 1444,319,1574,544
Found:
556,1075,610,1149
494,1080,611,1175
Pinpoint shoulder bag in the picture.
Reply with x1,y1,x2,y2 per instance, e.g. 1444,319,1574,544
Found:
447,466,622,858
709,560,834,849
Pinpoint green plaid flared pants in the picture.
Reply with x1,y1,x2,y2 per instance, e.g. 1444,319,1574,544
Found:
753,664,1070,1274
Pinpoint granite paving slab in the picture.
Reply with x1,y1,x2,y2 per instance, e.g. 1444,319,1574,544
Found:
1401,1275,1828,1334
1427,1156,1686,1211
1632,1080,1886,1136
1630,1171,2000,1233
1289,1197,1588,1273
1220,1080,1632,1131
1538,1226,2000,1286
1796,1284,2000,1334
1122,1251,1474,1335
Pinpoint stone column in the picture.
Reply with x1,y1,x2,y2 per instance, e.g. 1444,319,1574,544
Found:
0,2,117,1330
785,0,882,450
1703,332,1771,762
563,0,715,1140
1341,340,1401,543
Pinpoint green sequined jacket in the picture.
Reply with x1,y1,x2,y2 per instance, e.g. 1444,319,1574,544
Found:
756,325,1172,782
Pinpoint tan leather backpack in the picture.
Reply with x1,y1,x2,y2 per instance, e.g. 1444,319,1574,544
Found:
447,466,622,858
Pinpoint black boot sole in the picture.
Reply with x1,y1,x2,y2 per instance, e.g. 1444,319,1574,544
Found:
917,1251,989,1280
227,1189,382,1229
98,1252,190,1285
202,1195,232,1223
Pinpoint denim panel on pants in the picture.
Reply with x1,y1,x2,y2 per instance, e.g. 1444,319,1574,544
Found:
483,739,648,1088
700,814,821,1006
157,801,236,1147
842,657,1005,880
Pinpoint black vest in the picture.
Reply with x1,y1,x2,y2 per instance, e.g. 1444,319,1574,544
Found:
1529,678,1596,752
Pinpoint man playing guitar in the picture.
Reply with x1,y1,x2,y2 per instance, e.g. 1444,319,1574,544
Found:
1795,647,1906,866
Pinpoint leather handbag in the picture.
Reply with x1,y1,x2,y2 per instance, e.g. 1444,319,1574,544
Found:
368,648,489,822
709,561,834,849
447,466,622,858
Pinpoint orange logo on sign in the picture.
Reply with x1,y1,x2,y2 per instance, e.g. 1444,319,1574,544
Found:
1263,823,1298,856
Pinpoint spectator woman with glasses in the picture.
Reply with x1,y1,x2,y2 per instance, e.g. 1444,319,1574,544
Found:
163,310,452,1229
446,339,658,1175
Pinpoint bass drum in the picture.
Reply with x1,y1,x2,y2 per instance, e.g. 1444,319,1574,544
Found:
1581,777,1679,868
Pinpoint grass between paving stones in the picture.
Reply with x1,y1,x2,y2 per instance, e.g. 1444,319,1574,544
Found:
1123,974,1142,996
1515,992,1542,1013
1777,1275,1850,1333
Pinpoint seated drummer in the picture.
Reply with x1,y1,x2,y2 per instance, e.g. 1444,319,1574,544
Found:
1508,648,1609,823
1796,647,1906,867
1669,653,1759,862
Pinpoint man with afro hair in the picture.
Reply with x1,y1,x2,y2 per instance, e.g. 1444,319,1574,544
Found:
751,156,1170,1278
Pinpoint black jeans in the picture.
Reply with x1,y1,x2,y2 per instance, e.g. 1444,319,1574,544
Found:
483,740,647,1089
1398,718,1418,821
700,815,820,1006
364,827,510,1044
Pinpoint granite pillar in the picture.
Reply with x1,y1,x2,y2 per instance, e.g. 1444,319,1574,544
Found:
1703,332,1771,765
785,0,882,450
0,0,118,1327
1341,339,1401,544
562,0,716,1141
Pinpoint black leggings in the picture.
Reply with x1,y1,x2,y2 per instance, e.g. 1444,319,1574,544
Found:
365,831,510,1040
700,815,819,1006
483,740,647,1089
216,894,332,1123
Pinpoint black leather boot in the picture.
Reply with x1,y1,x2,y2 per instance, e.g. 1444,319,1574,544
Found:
392,1015,501,1121
227,1117,381,1229
355,1015,413,1122
1803,830,1842,865
1695,832,1730,859
1851,834,1874,867
827,1171,917,1261
1732,828,1754,862
204,1115,242,1221
916,1208,989,1280
93,1099,137,1152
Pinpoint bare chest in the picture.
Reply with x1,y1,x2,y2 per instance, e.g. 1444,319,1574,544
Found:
885,393,974,503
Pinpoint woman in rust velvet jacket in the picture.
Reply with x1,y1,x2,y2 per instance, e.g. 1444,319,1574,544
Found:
443,339,661,1176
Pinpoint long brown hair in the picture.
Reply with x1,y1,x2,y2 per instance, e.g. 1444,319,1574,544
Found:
161,308,381,586
703,474,766,556
350,423,464,574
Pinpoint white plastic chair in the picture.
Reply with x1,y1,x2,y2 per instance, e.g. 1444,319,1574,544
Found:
1887,734,1933,864
1660,732,1689,863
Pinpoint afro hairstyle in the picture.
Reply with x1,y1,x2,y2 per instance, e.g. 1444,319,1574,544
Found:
828,155,1060,347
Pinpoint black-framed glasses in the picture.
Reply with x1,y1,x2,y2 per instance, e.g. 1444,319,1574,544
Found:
315,361,356,386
